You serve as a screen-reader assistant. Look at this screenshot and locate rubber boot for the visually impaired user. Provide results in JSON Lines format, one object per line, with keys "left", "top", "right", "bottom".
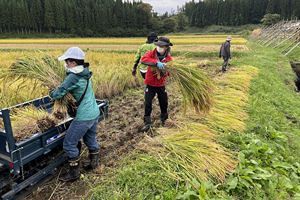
{"left": 59, "top": 157, "right": 80, "bottom": 182}
{"left": 83, "top": 150, "right": 100, "bottom": 171}
{"left": 222, "top": 66, "right": 226, "bottom": 72}
{"left": 140, "top": 116, "right": 151, "bottom": 132}
{"left": 160, "top": 113, "right": 168, "bottom": 127}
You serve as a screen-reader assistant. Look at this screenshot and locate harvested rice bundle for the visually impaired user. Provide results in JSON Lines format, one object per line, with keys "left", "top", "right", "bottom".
{"left": 2, "top": 55, "right": 75, "bottom": 119}
{"left": 156, "top": 123, "right": 237, "bottom": 187}
{"left": 168, "top": 63, "right": 214, "bottom": 113}
{"left": 10, "top": 106, "right": 56, "bottom": 141}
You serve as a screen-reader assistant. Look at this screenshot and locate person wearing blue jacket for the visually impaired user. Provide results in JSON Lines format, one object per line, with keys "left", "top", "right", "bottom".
{"left": 50, "top": 47, "right": 100, "bottom": 182}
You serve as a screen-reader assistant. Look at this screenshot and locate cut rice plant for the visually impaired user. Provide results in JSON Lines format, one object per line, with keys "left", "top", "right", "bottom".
{"left": 182, "top": 66, "right": 259, "bottom": 133}
{"left": 168, "top": 63, "right": 214, "bottom": 113}
{"left": 2, "top": 54, "right": 74, "bottom": 119}
{"left": 6, "top": 54, "right": 65, "bottom": 89}
{"left": 156, "top": 124, "right": 237, "bottom": 187}
{"left": 9, "top": 106, "right": 57, "bottom": 141}
{"left": 153, "top": 65, "right": 258, "bottom": 189}
{"left": 205, "top": 66, "right": 259, "bottom": 133}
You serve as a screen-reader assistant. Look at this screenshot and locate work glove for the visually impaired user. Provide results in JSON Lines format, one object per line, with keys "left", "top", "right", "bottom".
{"left": 157, "top": 62, "right": 165, "bottom": 70}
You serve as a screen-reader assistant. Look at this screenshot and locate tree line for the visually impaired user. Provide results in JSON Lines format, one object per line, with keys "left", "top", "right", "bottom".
{"left": 0, "top": 0, "right": 158, "bottom": 36}
{"left": 184, "top": 0, "right": 300, "bottom": 27}
{"left": 0, "top": 0, "right": 299, "bottom": 36}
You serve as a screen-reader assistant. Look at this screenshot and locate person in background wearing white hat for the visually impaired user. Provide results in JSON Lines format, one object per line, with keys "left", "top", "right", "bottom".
{"left": 50, "top": 47, "right": 100, "bottom": 182}
{"left": 219, "top": 36, "right": 232, "bottom": 72}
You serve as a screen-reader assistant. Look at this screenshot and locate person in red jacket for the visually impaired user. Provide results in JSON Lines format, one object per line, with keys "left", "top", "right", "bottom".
{"left": 140, "top": 36, "right": 173, "bottom": 132}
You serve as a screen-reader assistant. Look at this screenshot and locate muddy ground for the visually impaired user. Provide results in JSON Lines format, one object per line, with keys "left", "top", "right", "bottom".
{"left": 25, "top": 86, "right": 181, "bottom": 200}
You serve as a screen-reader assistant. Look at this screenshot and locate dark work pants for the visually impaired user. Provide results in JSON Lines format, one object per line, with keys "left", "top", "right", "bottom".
{"left": 222, "top": 56, "right": 230, "bottom": 71}
{"left": 144, "top": 85, "right": 168, "bottom": 123}
{"left": 64, "top": 117, "right": 99, "bottom": 159}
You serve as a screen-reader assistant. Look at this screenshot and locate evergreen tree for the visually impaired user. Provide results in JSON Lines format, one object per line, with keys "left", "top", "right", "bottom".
{"left": 53, "top": 0, "right": 65, "bottom": 32}
{"left": 30, "top": 0, "right": 43, "bottom": 32}
{"left": 0, "top": 0, "right": 298, "bottom": 36}
{"left": 44, "top": 0, "right": 55, "bottom": 33}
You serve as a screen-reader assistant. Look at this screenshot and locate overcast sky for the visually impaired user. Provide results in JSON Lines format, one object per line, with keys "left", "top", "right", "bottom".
{"left": 139, "top": 0, "right": 192, "bottom": 14}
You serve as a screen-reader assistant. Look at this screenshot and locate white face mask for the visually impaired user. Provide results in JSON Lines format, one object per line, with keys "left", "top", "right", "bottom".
{"left": 64, "top": 63, "right": 68, "bottom": 70}
{"left": 157, "top": 46, "right": 166, "bottom": 54}
{"left": 68, "top": 65, "right": 84, "bottom": 74}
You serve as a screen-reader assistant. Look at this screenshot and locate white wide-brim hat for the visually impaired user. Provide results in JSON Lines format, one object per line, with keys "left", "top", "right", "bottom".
{"left": 58, "top": 47, "right": 85, "bottom": 61}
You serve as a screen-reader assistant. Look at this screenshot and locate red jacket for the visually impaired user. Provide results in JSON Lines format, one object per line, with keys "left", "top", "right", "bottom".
{"left": 141, "top": 49, "right": 173, "bottom": 87}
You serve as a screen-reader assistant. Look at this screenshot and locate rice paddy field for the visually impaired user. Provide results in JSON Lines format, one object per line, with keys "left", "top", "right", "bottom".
{"left": 0, "top": 35, "right": 247, "bottom": 45}
{"left": 1, "top": 34, "right": 300, "bottom": 199}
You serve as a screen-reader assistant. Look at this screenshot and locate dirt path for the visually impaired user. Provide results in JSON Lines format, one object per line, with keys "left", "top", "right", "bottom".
{"left": 26, "top": 87, "right": 181, "bottom": 200}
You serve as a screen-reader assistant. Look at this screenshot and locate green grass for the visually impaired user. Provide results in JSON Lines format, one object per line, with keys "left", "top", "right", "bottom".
{"left": 212, "top": 43, "right": 300, "bottom": 199}
{"left": 160, "top": 43, "right": 300, "bottom": 199}
{"left": 287, "top": 47, "right": 300, "bottom": 61}
{"left": 90, "top": 154, "right": 181, "bottom": 200}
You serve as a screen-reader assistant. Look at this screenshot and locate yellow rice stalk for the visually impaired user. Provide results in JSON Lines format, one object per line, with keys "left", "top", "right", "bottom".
{"left": 0, "top": 79, "right": 47, "bottom": 108}
{"left": 0, "top": 36, "right": 247, "bottom": 45}
{"left": 167, "top": 62, "right": 214, "bottom": 113}
{"left": 2, "top": 54, "right": 75, "bottom": 119}
{"left": 89, "top": 52, "right": 142, "bottom": 98}
{"left": 156, "top": 124, "right": 237, "bottom": 186}
{"left": 52, "top": 100, "right": 69, "bottom": 120}
{"left": 184, "top": 66, "right": 258, "bottom": 133}
{"left": 206, "top": 66, "right": 259, "bottom": 133}
{"left": 0, "top": 51, "right": 140, "bottom": 112}
{"left": 155, "top": 65, "right": 258, "bottom": 187}
{"left": 10, "top": 106, "right": 57, "bottom": 141}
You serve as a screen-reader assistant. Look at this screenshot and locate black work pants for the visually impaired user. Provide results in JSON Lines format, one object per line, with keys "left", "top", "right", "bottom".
{"left": 144, "top": 85, "right": 168, "bottom": 123}
{"left": 222, "top": 56, "right": 230, "bottom": 71}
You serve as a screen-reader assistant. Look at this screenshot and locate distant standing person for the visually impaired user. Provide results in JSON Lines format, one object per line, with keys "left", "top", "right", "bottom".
{"left": 132, "top": 32, "right": 158, "bottom": 79}
{"left": 219, "top": 36, "right": 232, "bottom": 72}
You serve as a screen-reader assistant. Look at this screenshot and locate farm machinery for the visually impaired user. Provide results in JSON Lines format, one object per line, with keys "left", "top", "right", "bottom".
{"left": 0, "top": 96, "right": 108, "bottom": 200}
